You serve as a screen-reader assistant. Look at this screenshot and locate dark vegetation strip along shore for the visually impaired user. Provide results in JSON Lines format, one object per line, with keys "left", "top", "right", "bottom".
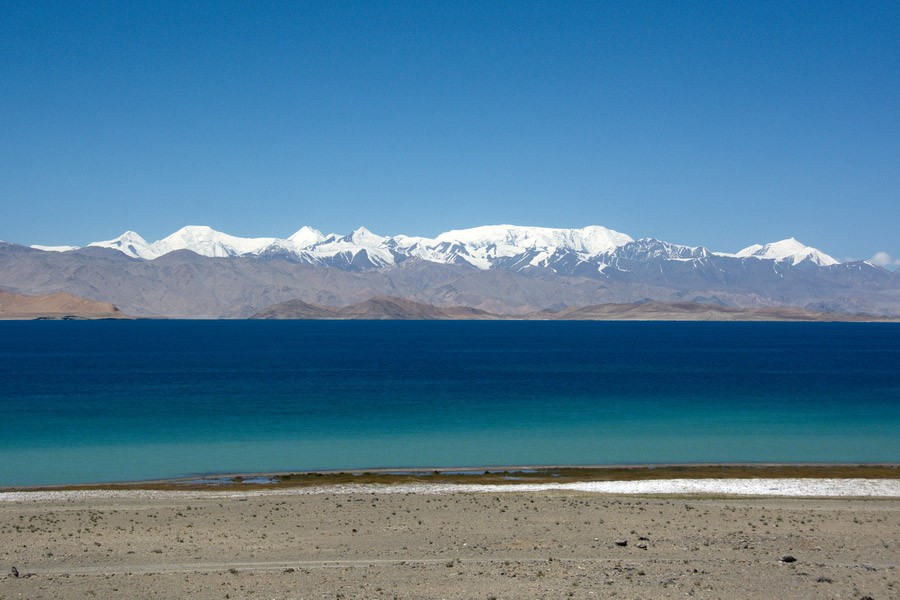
{"left": 5, "top": 464, "right": 898, "bottom": 493}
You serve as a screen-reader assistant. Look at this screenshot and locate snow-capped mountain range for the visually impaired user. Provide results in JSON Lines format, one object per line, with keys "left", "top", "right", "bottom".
{"left": 30, "top": 224, "right": 842, "bottom": 275}
{"left": 6, "top": 223, "right": 898, "bottom": 319}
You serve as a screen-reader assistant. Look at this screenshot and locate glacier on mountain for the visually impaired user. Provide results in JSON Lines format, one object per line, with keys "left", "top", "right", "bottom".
{"left": 12, "top": 223, "right": 900, "bottom": 319}
{"left": 37, "top": 223, "right": 845, "bottom": 277}
{"left": 733, "top": 237, "right": 839, "bottom": 267}
{"left": 30, "top": 245, "right": 81, "bottom": 252}
{"left": 82, "top": 224, "right": 638, "bottom": 271}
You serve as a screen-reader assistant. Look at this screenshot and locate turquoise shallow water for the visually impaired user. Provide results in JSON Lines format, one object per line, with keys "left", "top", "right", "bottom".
{"left": 0, "top": 320, "right": 898, "bottom": 486}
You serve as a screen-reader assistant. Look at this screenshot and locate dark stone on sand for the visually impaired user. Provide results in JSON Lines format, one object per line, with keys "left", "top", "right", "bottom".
{"left": 10, "top": 566, "right": 18, "bottom": 578}
{"left": 779, "top": 555, "right": 797, "bottom": 563}
{"left": 614, "top": 539, "right": 628, "bottom": 547}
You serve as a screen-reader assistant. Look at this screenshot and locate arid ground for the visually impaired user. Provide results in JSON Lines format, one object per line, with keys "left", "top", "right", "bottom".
{"left": 1, "top": 484, "right": 896, "bottom": 599}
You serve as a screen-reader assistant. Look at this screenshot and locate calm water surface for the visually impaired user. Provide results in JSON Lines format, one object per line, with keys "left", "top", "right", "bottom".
{"left": 1, "top": 320, "right": 897, "bottom": 485}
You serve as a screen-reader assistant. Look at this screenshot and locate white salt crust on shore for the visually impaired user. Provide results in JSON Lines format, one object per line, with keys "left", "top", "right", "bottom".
{"left": 1, "top": 478, "right": 898, "bottom": 502}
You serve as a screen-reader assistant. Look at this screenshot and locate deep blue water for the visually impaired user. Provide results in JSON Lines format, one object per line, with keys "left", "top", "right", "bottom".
{"left": 1, "top": 320, "right": 898, "bottom": 486}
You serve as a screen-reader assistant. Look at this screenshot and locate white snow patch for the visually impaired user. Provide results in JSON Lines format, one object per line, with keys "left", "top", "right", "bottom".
{"left": 153, "top": 226, "right": 278, "bottom": 258}
{"left": 736, "top": 238, "right": 839, "bottom": 266}
{"left": 30, "top": 245, "right": 80, "bottom": 252}
{"left": 287, "top": 226, "right": 325, "bottom": 248}
{"left": 82, "top": 223, "right": 637, "bottom": 271}
{"left": 436, "top": 224, "right": 632, "bottom": 256}
{"left": 88, "top": 231, "right": 156, "bottom": 259}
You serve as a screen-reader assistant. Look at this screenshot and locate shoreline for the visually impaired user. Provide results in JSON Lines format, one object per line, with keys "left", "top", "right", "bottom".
{"left": 4, "top": 463, "right": 899, "bottom": 496}
{"left": 3, "top": 478, "right": 899, "bottom": 502}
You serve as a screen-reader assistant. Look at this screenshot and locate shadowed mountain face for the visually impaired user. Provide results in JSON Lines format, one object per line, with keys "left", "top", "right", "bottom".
{"left": 1, "top": 241, "right": 897, "bottom": 318}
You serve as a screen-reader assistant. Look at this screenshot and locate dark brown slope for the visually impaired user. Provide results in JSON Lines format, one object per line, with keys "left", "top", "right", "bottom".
{"left": 0, "top": 290, "right": 126, "bottom": 319}
{"left": 250, "top": 299, "right": 340, "bottom": 319}
{"left": 253, "top": 296, "right": 498, "bottom": 320}
{"left": 252, "top": 297, "right": 899, "bottom": 322}
{"left": 552, "top": 300, "right": 897, "bottom": 321}
{"left": 338, "top": 297, "right": 497, "bottom": 320}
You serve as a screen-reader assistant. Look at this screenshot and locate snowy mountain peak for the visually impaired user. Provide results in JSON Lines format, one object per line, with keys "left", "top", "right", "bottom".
{"left": 736, "top": 238, "right": 838, "bottom": 266}
{"left": 155, "top": 226, "right": 278, "bottom": 258}
{"left": 348, "top": 226, "right": 385, "bottom": 245}
{"left": 156, "top": 226, "right": 217, "bottom": 248}
{"left": 67, "top": 223, "right": 846, "bottom": 276}
{"left": 288, "top": 226, "right": 324, "bottom": 247}
{"left": 89, "top": 231, "right": 155, "bottom": 259}
{"left": 435, "top": 224, "right": 632, "bottom": 255}
{"left": 116, "top": 230, "right": 149, "bottom": 244}
{"left": 176, "top": 225, "right": 215, "bottom": 234}
{"left": 614, "top": 238, "right": 711, "bottom": 261}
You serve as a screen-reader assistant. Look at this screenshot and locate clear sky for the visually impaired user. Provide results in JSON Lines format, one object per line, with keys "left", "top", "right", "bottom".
{"left": 2, "top": 1, "right": 898, "bottom": 262}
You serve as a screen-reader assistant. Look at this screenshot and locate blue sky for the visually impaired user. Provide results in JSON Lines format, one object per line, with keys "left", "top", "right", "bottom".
{"left": 2, "top": 1, "right": 898, "bottom": 261}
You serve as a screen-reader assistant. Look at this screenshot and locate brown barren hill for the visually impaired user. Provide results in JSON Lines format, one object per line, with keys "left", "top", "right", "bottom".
{"left": 0, "top": 290, "right": 126, "bottom": 320}
{"left": 553, "top": 300, "right": 897, "bottom": 321}
{"left": 249, "top": 299, "right": 340, "bottom": 319}
{"left": 252, "top": 296, "right": 499, "bottom": 320}
{"left": 252, "top": 297, "right": 898, "bottom": 322}
{"left": 339, "top": 297, "right": 497, "bottom": 320}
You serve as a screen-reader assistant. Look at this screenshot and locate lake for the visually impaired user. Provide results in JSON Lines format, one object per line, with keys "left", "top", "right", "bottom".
{"left": 1, "top": 320, "right": 897, "bottom": 485}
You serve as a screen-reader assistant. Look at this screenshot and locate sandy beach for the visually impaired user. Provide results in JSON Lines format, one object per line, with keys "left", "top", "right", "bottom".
{"left": 1, "top": 476, "right": 897, "bottom": 599}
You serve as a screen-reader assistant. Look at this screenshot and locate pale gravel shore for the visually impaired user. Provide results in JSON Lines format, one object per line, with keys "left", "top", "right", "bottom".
{"left": 2, "top": 477, "right": 899, "bottom": 502}
{"left": 1, "top": 485, "right": 897, "bottom": 599}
